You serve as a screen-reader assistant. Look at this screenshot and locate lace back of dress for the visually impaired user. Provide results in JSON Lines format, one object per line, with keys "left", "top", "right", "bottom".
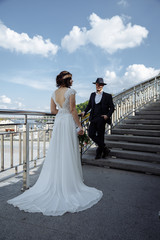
{"left": 52, "top": 88, "right": 76, "bottom": 113}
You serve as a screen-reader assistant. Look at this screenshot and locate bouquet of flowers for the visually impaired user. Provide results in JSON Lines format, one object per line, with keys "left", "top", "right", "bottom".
{"left": 78, "top": 131, "right": 91, "bottom": 147}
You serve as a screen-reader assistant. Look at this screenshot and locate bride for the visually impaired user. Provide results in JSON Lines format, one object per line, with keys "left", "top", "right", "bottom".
{"left": 7, "top": 71, "right": 103, "bottom": 216}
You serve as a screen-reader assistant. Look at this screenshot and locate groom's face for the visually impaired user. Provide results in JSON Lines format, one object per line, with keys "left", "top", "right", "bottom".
{"left": 96, "top": 83, "right": 103, "bottom": 92}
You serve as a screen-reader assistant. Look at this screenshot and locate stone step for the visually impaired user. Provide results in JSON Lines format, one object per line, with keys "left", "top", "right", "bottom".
{"left": 115, "top": 124, "right": 160, "bottom": 130}
{"left": 128, "top": 115, "right": 160, "bottom": 120}
{"left": 136, "top": 110, "right": 160, "bottom": 115}
{"left": 111, "top": 128, "right": 160, "bottom": 137}
{"left": 145, "top": 102, "right": 160, "bottom": 107}
{"left": 109, "top": 149, "right": 160, "bottom": 163}
{"left": 105, "top": 134, "right": 160, "bottom": 145}
{"left": 142, "top": 107, "right": 160, "bottom": 111}
{"left": 145, "top": 101, "right": 160, "bottom": 105}
{"left": 84, "top": 147, "right": 160, "bottom": 163}
{"left": 137, "top": 107, "right": 160, "bottom": 110}
{"left": 83, "top": 100, "right": 160, "bottom": 175}
{"left": 106, "top": 140, "right": 160, "bottom": 153}
{"left": 123, "top": 119, "right": 160, "bottom": 125}
{"left": 82, "top": 157, "right": 160, "bottom": 176}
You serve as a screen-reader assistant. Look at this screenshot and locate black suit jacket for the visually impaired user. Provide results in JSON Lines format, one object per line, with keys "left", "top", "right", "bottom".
{"left": 84, "top": 92, "right": 114, "bottom": 125}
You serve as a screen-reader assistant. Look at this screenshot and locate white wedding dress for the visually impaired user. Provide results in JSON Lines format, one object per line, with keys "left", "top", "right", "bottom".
{"left": 7, "top": 88, "right": 103, "bottom": 216}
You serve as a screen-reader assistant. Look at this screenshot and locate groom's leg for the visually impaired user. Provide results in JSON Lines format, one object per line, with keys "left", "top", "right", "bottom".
{"left": 96, "top": 117, "right": 106, "bottom": 150}
{"left": 88, "top": 121, "right": 97, "bottom": 144}
{"left": 88, "top": 120, "right": 102, "bottom": 159}
{"left": 89, "top": 118, "right": 105, "bottom": 148}
{"left": 96, "top": 118, "right": 110, "bottom": 158}
{"left": 89, "top": 118, "right": 106, "bottom": 158}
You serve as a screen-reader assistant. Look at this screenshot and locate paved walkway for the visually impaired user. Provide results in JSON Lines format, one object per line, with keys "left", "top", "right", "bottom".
{"left": 0, "top": 164, "right": 160, "bottom": 240}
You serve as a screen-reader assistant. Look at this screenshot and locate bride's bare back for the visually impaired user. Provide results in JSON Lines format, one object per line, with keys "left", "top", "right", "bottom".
{"left": 55, "top": 87, "right": 68, "bottom": 108}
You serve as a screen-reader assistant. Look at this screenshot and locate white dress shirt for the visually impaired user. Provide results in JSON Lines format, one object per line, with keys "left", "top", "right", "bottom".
{"left": 95, "top": 91, "right": 103, "bottom": 104}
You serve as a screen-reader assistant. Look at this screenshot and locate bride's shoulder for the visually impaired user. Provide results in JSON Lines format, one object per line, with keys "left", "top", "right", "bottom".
{"left": 69, "top": 88, "right": 77, "bottom": 94}
{"left": 66, "top": 88, "right": 77, "bottom": 97}
{"left": 51, "top": 90, "right": 56, "bottom": 100}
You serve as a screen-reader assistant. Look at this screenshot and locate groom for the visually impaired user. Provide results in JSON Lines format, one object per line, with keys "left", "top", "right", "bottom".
{"left": 82, "top": 78, "right": 114, "bottom": 159}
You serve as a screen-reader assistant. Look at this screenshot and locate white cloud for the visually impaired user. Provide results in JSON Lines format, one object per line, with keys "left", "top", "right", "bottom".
{"left": 61, "top": 13, "right": 148, "bottom": 54}
{"left": 121, "top": 14, "right": 132, "bottom": 23}
{"left": 0, "top": 94, "right": 25, "bottom": 110}
{"left": 104, "top": 70, "right": 122, "bottom": 93}
{"left": 0, "top": 21, "right": 59, "bottom": 57}
{"left": 15, "top": 101, "right": 23, "bottom": 108}
{"left": 0, "top": 95, "right": 11, "bottom": 104}
{"left": 124, "top": 64, "right": 160, "bottom": 83}
{"left": 61, "top": 26, "right": 87, "bottom": 53}
{"left": 104, "top": 64, "right": 160, "bottom": 94}
{"left": 117, "top": 0, "right": 128, "bottom": 7}
{"left": 9, "top": 76, "right": 55, "bottom": 91}
{"left": 105, "top": 70, "right": 117, "bottom": 82}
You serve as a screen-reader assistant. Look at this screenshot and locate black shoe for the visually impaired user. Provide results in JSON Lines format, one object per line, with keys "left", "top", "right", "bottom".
{"left": 95, "top": 147, "right": 102, "bottom": 160}
{"left": 102, "top": 146, "right": 110, "bottom": 158}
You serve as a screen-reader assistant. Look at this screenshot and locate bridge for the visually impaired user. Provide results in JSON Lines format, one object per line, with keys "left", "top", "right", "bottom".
{"left": 0, "top": 74, "right": 160, "bottom": 240}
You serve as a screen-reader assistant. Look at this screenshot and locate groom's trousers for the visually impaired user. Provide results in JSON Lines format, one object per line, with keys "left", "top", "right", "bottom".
{"left": 88, "top": 116, "right": 106, "bottom": 151}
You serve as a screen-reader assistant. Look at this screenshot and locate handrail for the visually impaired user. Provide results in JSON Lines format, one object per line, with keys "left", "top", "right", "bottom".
{"left": 113, "top": 74, "right": 160, "bottom": 99}
{"left": 0, "top": 109, "right": 54, "bottom": 116}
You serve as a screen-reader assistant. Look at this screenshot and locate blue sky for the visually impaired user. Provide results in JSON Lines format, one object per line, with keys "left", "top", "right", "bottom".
{"left": 0, "top": 0, "right": 160, "bottom": 112}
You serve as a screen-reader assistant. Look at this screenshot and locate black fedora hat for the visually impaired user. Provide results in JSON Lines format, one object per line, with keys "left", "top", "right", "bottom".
{"left": 93, "top": 78, "right": 107, "bottom": 85}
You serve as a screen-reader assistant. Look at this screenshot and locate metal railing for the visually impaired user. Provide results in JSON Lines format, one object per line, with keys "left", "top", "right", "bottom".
{"left": 111, "top": 74, "right": 160, "bottom": 126}
{"left": 0, "top": 111, "right": 55, "bottom": 190}
{"left": 0, "top": 74, "right": 160, "bottom": 190}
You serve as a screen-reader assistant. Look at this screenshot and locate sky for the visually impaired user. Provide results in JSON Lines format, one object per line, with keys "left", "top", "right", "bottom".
{"left": 0, "top": 0, "right": 160, "bottom": 112}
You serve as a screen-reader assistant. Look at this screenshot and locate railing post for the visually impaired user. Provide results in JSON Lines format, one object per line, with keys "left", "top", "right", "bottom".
{"left": 148, "top": 85, "right": 150, "bottom": 102}
{"left": 121, "top": 100, "right": 123, "bottom": 118}
{"left": 133, "top": 87, "right": 136, "bottom": 116}
{"left": 114, "top": 103, "right": 117, "bottom": 125}
{"left": 31, "top": 131, "right": 33, "bottom": 161}
{"left": 108, "top": 124, "right": 111, "bottom": 135}
{"left": 152, "top": 84, "right": 154, "bottom": 99}
{"left": 1, "top": 135, "right": 4, "bottom": 171}
{"left": 10, "top": 134, "right": 13, "bottom": 168}
{"left": 117, "top": 102, "right": 120, "bottom": 122}
{"left": 37, "top": 130, "right": 40, "bottom": 159}
{"left": 43, "top": 130, "right": 46, "bottom": 157}
{"left": 154, "top": 77, "right": 157, "bottom": 102}
{"left": 112, "top": 109, "right": 116, "bottom": 126}
{"left": 19, "top": 132, "right": 22, "bottom": 165}
{"left": 158, "top": 78, "right": 160, "bottom": 100}
{"left": 23, "top": 115, "right": 30, "bottom": 190}
{"left": 49, "top": 129, "right": 52, "bottom": 141}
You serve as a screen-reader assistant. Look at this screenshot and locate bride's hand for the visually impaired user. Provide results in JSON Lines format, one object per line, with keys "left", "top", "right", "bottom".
{"left": 77, "top": 127, "right": 84, "bottom": 135}
{"left": 78, "top": 129, "right": 84, "bottom": 135}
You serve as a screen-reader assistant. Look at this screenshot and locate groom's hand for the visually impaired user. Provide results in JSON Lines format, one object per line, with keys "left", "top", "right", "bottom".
{"left": 101, "top": 115, "right": 108, "bottom": 120}
{"left": 81, "top": 111, "right": 85, "bottom": 117}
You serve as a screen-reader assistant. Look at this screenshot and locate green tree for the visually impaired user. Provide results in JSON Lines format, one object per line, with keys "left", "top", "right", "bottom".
{"left": 76, "top": 100, "right": 89, "bottom": 113}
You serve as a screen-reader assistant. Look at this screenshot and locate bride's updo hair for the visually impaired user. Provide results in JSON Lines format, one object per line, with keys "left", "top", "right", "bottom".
{"left": 56, "top": 71, "right": 72, "bottom": 88}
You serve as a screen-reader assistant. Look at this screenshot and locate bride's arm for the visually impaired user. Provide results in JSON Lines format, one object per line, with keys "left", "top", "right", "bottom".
{"left": 50, "top": 98, "right": 58, "bottom": 114}
{"left": 69, "top": 94, "right": 83, "bottom": 134}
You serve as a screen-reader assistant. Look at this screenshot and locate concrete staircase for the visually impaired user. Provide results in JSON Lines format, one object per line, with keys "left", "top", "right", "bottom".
{"left": 82, "top": 100, "right": 160, "bottom": 176}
